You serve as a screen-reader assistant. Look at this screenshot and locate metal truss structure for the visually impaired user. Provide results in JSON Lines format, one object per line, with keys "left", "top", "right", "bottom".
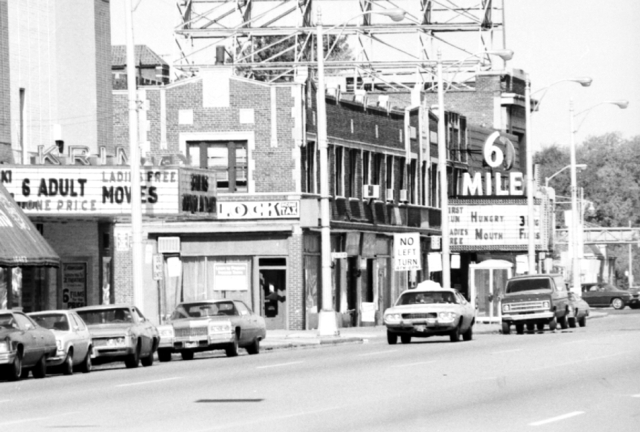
{"left": 174, "top": 0, "right": 507, "bottom": 89}
{"left": 555, "top": 228, "right": 640, "bottom": 246}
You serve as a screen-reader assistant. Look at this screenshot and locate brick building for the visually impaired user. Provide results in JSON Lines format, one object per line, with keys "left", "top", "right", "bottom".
{"left": 0, "top": 0, "right": 10, "bottom": 162}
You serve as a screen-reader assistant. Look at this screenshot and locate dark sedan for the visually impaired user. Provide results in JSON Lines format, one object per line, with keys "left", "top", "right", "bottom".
{"left": 581, "top": 283, "right": 633, "bottom": 310}
{"left": 0, "top": 310, "right": 56, "bottom": 381}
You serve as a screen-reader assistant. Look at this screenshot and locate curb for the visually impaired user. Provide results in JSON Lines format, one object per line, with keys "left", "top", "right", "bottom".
{"left": 261, "top": 337, "right": 367, "bottom": 352}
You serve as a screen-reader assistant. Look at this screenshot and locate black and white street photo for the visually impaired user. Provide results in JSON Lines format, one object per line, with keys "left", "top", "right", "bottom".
{"left": 1, "top": 1, "right": 639, "bottom": 431}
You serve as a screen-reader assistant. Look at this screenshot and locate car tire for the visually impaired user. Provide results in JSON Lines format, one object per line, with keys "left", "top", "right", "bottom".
{"left": 141, "top": 350, "right": 154, "bottom": 367}
{"left": 79, "top": 348, "right": 92, "bottom": 373}
{"left": 246, "top": 338, "right": 260, "bottom": 355}
{"left": 526, "top": 323, "right": 535, "bottom": 332}
{"left": 125, "top": 342, "right": 141, "bottom": 369}
{"left": 559, "top": 314, "right": 568, "bottom": 330}
{"left": 578, "top": 315, "right": 587, "bottom": 327}
{"left": 6, "top": 350, "right": 23, "bottom": 382}
{"left": 611, "top": 298, "right": 624, "bottom": 310}
{"left": 158, "top": 349, "right": 172, "bottom": 362}
{"left": 450, "top": 325, "right": 461, "bottom": 342}
{"left": 387, "top": 331, "right": 398, "bottom": 345}
{"left": 501, "top": 322, "right": 510, "bottom": 335}
{"left": 32, "top": 355, "right": 47, "bottom": 379}
{"left": 515, "top": 323, "right": 524, "bottom": 335}
{"left": 62, "top": 350, "right": 74, "bottom": 376}
{"left": 400, "top": 335, "right": 412, "bottom": 344}
{"left": 180, "top": 350, "right": 194, "bottom": 361}
{"left": 462, "top": 325, "right": 473, "bottom": 341}
{"left": 568, "top": 316, "right": 577, "bottom": 328}
{"left": 548, "top": 317, "right": 558, "bottom": 331}
{"left": 225, "top": 334, "right": 239, "bottom": 357}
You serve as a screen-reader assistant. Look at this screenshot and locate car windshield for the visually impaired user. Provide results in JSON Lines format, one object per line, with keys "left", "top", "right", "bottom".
{"left": 77, "top": 308, "right": 133, "bottom": 325}
{"left": 0, "top": 313, "right": 17, "bottom": 329}
{"left": 31, "top": 313, "right": 69, "bottom": 331}
{"left": 170, "top": 302, "right": 236, "bottom": 319}
{"left": 397, "top": 291, "right": 457, "bottom": 305}
{"left": 506, "top": 278, "right": 552, "bottom": 293}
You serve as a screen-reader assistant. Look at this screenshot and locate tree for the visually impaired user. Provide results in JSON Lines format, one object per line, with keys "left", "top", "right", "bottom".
{"left": 234, "top": 34, "right": 352, "bottom": 82}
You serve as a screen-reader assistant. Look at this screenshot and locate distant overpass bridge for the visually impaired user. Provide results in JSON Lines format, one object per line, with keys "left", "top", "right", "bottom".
{"left": 555, "top": 227, "right": 640, "bottom": 245}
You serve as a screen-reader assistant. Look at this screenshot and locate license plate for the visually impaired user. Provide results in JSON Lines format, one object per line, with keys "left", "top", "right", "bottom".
{"left": 426, "top": 318, "right": 436, "bottom": 324}
{"left": 185, "top": 341, "right": 198, "bottom": 348}
{"left": 415, "top": 325, "right": 426, "bottom": 332}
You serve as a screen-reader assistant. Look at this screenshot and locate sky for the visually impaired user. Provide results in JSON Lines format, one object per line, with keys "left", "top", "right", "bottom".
{"left": 110, "top": 0, "right": 640, "bottom": 153}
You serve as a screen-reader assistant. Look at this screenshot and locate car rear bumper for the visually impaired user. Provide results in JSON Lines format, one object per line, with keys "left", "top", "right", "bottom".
{"left": 502, "top": 311, "right": 554, "bottom": 322}
{"left": 92, "top": 346, "right": 134, "bottom": 359}
{"left": 386, "top": 321, "right": 457, "bottom": 335}
{"left": 163, "top": 334, "right": 235, "bottom": 351}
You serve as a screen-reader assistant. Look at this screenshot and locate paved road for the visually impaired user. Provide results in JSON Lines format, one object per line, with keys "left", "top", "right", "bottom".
{"left": 1, "top": 310, "right": 639, "bottom": 432}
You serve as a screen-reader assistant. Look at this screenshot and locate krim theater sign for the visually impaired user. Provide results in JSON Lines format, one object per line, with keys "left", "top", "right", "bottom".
{"left": 448, "top": 132, "right": 549, "bottom": 251}
{"left": 0, "top": 156, "right": 217, "bottom": 217}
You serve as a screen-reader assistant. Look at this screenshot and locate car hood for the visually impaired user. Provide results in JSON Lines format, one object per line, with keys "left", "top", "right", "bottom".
{"left": 170, "top": 317, "right": 231, "bottom": 329}
{"left": 385, "top": 304, "right": 460, "bottom": 314}
{"left": 87, "top": 323, "right": 134, "bottom": 338}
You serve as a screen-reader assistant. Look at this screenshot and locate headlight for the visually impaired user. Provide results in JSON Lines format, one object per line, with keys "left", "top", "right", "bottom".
{"left": 56, "top": 339, "right": 63, "bottom": 351}
{"left": 502, "top": 303, "right": 511, "bottom": 313}
{"left": 438, "top": 312, "right": 456, "bottom": 321}
{"left": 384, "top": 313, "right": 402, "bottom": 323}
{"left": 106, "top": 337, "right": 127, "bottom": 347}
{"left": 0, "top": 341, "right": 9, "bottom": 353}
{"left": 159, "top": 327, "right": 174, "bottom": 338}
{"left": 542, "top": 301, "right": 550, "bottom": 309}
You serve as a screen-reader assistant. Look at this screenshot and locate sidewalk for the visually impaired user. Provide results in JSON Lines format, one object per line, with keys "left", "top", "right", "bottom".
{"left": 260, "top": 311, "right": 607, "bottom": 352}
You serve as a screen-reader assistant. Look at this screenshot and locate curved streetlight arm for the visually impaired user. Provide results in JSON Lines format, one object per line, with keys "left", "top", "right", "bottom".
{"left": 573, "top": 100, "right": 629, "bottom": 133}
{"left": 531, "top": 77, "right": 592, "bottom": 112}
{"left": 545, "top": 164, "right": 587, "bottom": 187}
{"left": 443, "top": 49, "right": 513, "bottom": 91}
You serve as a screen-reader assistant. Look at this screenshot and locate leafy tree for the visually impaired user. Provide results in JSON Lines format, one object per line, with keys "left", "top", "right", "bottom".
{"left": 535, "top": 133, "right": 640, "bottom": 285}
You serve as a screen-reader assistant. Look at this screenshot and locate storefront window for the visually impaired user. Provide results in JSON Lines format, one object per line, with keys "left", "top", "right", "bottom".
{"left": 187, "top": 141, "right": 248, "bottom": 193}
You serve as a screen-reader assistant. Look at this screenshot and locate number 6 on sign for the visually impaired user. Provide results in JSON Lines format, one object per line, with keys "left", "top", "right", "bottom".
{"left": 483, "top": 131, "right": 516, "bottom": 170}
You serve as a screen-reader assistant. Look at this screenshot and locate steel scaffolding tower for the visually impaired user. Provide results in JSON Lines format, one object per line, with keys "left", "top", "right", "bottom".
{"left": 173, "top": 0, "right": 507, "bottom": 88}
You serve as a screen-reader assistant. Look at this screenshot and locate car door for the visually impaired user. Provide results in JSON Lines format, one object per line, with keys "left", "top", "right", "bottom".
{"left": 12, "top": 313, "right": 42, "bottom": 366}
{"left": 70, "top": 312, "right": 91, "bottom": 363}
{"left": 234, "top": 301, "right": 255, "bottom": 341}
{"left": 133, "top": 308, "right": 153, "bottom": 356}
{"left": 581, "top": 285, "right": 599, "bottom": 307}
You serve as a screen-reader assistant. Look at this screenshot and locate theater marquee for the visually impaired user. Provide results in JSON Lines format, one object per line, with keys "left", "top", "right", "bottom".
{"left": 0, "top": 166, "right": 217, "bottom": 216}
{"left": 448, "top": 199, "right": 546, "bottom": 251}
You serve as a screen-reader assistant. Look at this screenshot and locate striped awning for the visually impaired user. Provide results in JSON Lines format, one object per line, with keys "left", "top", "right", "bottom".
{"left": 0, "top": 183, "right": 60, "bottom": 267}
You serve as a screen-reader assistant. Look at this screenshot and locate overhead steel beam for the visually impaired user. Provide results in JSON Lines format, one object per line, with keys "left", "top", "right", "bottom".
{"left": 555, "top": 228, "right": 640, "bottom": 245}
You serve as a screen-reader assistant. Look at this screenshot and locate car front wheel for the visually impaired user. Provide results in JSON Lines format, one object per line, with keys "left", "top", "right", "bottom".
{"left": 6, "top": 350, "right": 23, "bottom": 381}
{"left": 180, "top": 350, "right": 194, "bottom": 361}
{"left": 578, "top": 315, "right": 587, "bottom": 327}
{"left": 79, "top": 348, "right": 92, "bottom": 373}
{"left": 225, "top": 334, "right": 239, "bottom": 357}
{"left": 400, "top": 335, "right": 411, "bottom": 344}
{"left": 450, "top": 325, "right": 461, "bottom": 342}
{"left": 32, "top": 355, "right": 47, "bottom": 379}
{"left": 548, "top": 317, "right": 558, "bottom": 331}
{"left": 246, "top": 338, "right": 260, "bottom": 355}
{"left": 62, "top": 350, "right": 74, "bottom": 376}
{"left": 158, "top": 349, "right": 172, "bottom": 362}
{"left": 387, "top": 331, "right": 398, "bottom": 345}
{"left": 611, "top": 298, "right": 625, "bottom": 310}
{"left": 501, "top": 322, "right": 510, "bottom": 335}
{"left": 462, "top": 324, "right": 473, "bottom": 341}
{"left": 125, "top": 343, "right": 141, "bottom": 368}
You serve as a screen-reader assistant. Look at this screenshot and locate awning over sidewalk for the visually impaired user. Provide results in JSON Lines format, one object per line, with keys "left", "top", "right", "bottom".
{"left": 0, "top": 183, "right": 60, "bottom": 267}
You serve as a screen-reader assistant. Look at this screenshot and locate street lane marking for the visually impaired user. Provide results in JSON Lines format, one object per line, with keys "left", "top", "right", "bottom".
{"left": 0, "top": 400, "right": 10, "bottom": 403}
{"left": 115, "top": 377, "right": 181, "bottom": 388}
{"left": 391, "top": 360, "right": 436, "bottom": 368}
{"left": 256, "top": 361, "right": 303, "bottom": 369}
{"left": 633, "top": 394, "right": 640, "bottom": 398}
{"left": 0, "top": 412, "right": 79, "bottom": 427}
{"left": 494, "top": 349, "right": 522, "bottom": 354}
{"left": 529, "top": 411, "right": 584, "bottom": 426}
{"left": 358, "top": 350, "right": 398, "bottom": 357}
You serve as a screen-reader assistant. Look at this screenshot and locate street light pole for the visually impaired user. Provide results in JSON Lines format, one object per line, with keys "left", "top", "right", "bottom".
{"left": 315, "top": 8, "right": 337, "bottom": 336}
{"left": 524, "top": 74, "right": 535, "bottom": 274}
{"left": 437, "top": 49, "right": 450, "bottom": 288}
{"left": 125, "top": 0, "right": 144, "bottom": 311}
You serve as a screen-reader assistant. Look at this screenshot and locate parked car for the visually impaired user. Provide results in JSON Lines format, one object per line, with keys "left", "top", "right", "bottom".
{"left": 0, "top": 310, "right": 56, "bottom": 381}
{"left": 74, "top": 304, "right": 159, "bottom": 369}
{"left": 566, "top": 292, "right": 590, "bottom": 328}
{"left": 501, "top": 274, "right": 572, "bottom": 334}
{"left": 28, "top": 310, "right": 92, "bottom": 375}
{"left": 157, "top": 299, "right": 266, "bottom": 361}
{"left": 383, "top": 287, "right": 475, "bottom": 344}
{"left": 581, "top": 283, "right": 633, "bottom": 310}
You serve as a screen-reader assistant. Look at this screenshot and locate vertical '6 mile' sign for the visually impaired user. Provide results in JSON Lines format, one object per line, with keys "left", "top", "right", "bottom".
{"left": 393, "top": 233, "right": 422, "bottom": 271}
